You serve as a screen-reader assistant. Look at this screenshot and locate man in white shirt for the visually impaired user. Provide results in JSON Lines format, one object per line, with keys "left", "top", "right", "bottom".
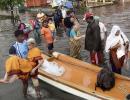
{"left": 94, "top": 16, "right": 107, "bottom": 50}
{"left": 61, "top": 6, "right": 67, "bottom": 19}
{"left": 94, "top": 16, "right": 107, "bottom": 67}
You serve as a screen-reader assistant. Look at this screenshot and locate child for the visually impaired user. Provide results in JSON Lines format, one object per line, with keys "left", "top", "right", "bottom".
{"left": 41, "top": 20, "right": 54, "bottom": 55}
{"left": 27, "top": 38, "right": 44, "bottom": 98}
{"left": 0, "top": 46, "right": 32, "bottom": 97}
{"left": 18, "top": 20, "right": 30, "bottom": 40}
{"left": 48, "top": 18, "right": 57, "bottom": 41}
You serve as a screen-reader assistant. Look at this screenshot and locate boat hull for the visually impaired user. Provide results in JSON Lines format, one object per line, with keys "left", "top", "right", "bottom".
{"left": 38, "top": 52, "right": 130, "bottom": 100}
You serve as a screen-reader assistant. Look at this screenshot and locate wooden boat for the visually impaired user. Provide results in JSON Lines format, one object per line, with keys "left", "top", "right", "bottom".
{"left": 38, "top": 52, "right": 130, "bottom": 100}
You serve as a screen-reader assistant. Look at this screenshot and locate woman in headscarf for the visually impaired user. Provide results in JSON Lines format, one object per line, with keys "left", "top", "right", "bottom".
{"left": 105, "top": 25, "right": 129, "bottom": 74}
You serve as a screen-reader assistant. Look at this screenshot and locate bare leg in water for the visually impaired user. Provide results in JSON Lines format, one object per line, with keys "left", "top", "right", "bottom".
{"left": 32, "top": 77, "right": 41, "bottom": 99}
{"left": 22, "top": 79, "right": 28, "bottom": 98}
{"left": 0, "top": 72, "right": 18, "bottom": 83}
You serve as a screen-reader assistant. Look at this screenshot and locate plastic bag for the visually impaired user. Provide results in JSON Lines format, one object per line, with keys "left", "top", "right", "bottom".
{"left": 42, "top": 59, "right": 65, "bottom": 76}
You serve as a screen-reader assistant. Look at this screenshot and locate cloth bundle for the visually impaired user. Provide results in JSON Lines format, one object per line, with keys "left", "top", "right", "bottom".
{"left": 41, "top": 59, "right": 65, "bottom": 76}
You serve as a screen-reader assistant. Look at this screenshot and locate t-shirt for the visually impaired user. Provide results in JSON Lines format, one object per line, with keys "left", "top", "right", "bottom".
{"left": 99, "top": 22, "right": 107, "bottom": 40}
{"left": 41, "top": 27, "right": 53, "bottom": 44}
{"left": 64, "top": 17, "right": 73, "bottom": 28}
{"left": 13, "top": 40, "right": 28, "bottom": 58}
{"left": 48, "top": 23, "right": 56, "bottom": 32}
{"left": 61, "top": 9, "right": 66, "bottom": 18}
{"left": 70, "top": 29, "right": 76, "bottom": 38}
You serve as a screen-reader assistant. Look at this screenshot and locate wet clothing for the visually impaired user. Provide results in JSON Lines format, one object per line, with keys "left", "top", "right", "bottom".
{"left": 13, "top": 40, "right": 28, "bottom": 59}
{"left": 5, "top": 55, "right": 32, "bottom": 80}
{"left": 27, "top": 47, "right": 43, "bottom": 77}
{"left": 85, "top": 20, "right": 101, "bottom": 52}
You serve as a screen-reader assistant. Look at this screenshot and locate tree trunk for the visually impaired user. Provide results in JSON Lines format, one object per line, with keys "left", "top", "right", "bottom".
{"left": 10, "top": 6, "right": 15, "bottom": 25}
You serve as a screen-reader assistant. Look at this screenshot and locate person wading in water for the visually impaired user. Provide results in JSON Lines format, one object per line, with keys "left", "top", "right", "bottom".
{"left": 84, "top": 12, "right": 102, "bottom": 65}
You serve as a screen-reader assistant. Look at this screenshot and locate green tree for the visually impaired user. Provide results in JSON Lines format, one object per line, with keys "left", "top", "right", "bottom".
{"left": 0, "top": 0, "right": 24, "bottom": 20}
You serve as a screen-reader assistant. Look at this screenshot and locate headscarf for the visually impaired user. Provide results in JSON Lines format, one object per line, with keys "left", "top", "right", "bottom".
{"left": 27, "top": 38, "right": 36, "bottom": 45}
{"left": 105, "top": 25, "right": 129, "bottom": 53}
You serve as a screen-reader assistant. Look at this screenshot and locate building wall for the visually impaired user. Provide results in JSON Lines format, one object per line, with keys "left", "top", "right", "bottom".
{"left": 87, "top": 0, "right": 112, "bottom": 2}
{"left": 25, "top": 0, "right": 47, "bottom": 7}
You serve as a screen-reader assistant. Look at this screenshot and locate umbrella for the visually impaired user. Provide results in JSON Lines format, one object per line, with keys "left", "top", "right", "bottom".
{"left": 65, "top": 1, "right": 73, "bottom": 9}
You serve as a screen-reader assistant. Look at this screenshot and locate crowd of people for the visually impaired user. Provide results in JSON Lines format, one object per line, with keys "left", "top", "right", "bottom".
{"left": 0, "top": 5, "right": 130, "bottom": 99}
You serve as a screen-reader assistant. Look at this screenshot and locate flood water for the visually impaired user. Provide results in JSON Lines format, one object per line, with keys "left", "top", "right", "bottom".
{"left": 0, "top": 2, "right": 130, "bottom": 100}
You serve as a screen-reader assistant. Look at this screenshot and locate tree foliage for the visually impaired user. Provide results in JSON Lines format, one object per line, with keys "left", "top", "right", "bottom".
{"left": 0, "top": 0, "right": 24, "bottom": 24}
{"left": 0, "top": 0, "right": 24, "bottom": 10}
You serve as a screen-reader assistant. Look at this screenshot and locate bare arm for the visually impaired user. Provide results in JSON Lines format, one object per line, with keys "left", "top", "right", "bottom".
{"left": 31, "top": 60, "right": 44, "bottom": 75}
{"left": 73, "top": 35, "right": 85, "bottom": 40}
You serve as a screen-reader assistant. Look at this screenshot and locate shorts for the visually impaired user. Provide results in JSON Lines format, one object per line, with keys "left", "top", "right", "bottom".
{"left": 48, "top": 43, "right": 54, "bottom": 50}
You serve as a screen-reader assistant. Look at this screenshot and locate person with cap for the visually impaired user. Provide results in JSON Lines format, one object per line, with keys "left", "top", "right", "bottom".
{"left": 83, "top": 12, "right": 102, "bottom": 65}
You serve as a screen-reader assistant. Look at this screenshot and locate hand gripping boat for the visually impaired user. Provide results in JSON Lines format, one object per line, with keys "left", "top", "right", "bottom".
{"left": 38, "top": 52, "right": 130, "bottom": 100}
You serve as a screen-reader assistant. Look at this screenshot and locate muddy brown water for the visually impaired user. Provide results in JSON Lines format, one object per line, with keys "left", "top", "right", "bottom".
{"left": 0, "top": 2, "right": 130, "bottom": 100}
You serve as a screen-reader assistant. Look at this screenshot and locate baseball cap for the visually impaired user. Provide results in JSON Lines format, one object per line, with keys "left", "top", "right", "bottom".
{"left": 83, "top": 12, "right": 93, "bottom": 20}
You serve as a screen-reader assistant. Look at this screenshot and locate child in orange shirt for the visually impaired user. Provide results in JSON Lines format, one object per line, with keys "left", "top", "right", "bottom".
{"left": 41, "top": 20, "right": 54, "bottom": 55}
